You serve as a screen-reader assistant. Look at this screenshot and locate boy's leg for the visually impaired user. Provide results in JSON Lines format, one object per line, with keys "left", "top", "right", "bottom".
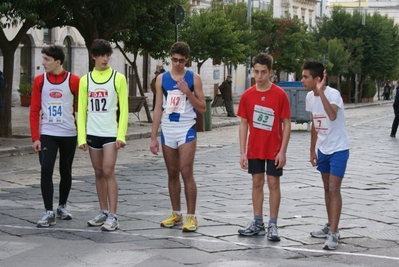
{"left": 58, "top": 136, "right": 77, "bottom": 205}
{"left": 88, "top": 149, "right": 109, "bottom": 212}
{"left": 267, "top": 175, "right": 281, "bottom": 219}
{"left": 178, "top": 139, "right": 197, "bottom": 214}
{"left": 101, "top": 144, "right": 118, "bottom": 214}
{"left": 162, "top": 144, "right": 181, "bottom": 212}
{"left": 252, "top": 173, "right": 265, "bottom": 216}
{"left": 321, "top": 173, "right": 332, "bottom": 224}
{"left": 327, "top": 174, "right": 342, "bottom": 233}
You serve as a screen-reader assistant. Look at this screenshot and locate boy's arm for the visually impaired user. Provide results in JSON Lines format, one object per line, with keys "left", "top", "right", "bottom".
{"left": 77, "top": 76, "right": 88, "bottom": 147}
{"left": 239, "top": 118, "right": 249, "bottom": 169}
{"left": 116, "top": 74, "right": 129, "bottom": 143}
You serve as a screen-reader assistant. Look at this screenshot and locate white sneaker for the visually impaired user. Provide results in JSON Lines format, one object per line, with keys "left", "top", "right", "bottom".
{"left": 323, "top": 232, "right": 339, "bottom": 250}
{"left": 87, "top": 210, "right": 109, "bottom": 226}
{"left": 37, "top": 210, "right": 56, "bottom": 227}
{"left": 101, "top": 213, "right": 119, "bottom": 231}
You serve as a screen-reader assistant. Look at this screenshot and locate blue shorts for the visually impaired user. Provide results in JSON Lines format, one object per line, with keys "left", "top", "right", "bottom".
{"left": 317, "top": 149, "right": 349, "bottom": 178}
{"left": 161, "top": 124, "right": 196, "bottom": 149}
{"left": 86, "top": 135, "right": 116, "bottom": 150}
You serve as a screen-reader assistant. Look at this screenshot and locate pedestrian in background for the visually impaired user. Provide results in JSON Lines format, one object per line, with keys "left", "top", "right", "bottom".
{"left": 302, "top": 60, "right": 349, "bottom": 250}
{"left": 390, "top": 80, "right": 399, "bottom": 137}
{"left": 29, "top": 45, "right": 80, "bottom": 227}
{"left": 77, "top": 39, "right": 128, "bottom": 231}
{"left": 150, "top": 42, "right": 205, "bottom": 232}
{"left": 383, "top": 82, "right": 391, "bottom": 100}
{"left": 150, "top": 70, "right": 160, "bottom": 111}
{"left": 237, "top": 53, "right": 291, "bottom": 241}
{"left": 218, "top": 75, "right": 236, "bottom": 117}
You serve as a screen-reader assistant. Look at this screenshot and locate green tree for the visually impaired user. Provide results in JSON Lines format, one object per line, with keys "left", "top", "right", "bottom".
{"left": 111, "top": 0, "right": 185, "bottom": 122}
{"left": 327, "top": 38, "right": 351, "bottom": 91}
{"left": 179, "top": 3, "right": 248, "bottom": 74}
{"left": 0, "top": 0, "right": 61, "bottom": 137}
{"left": 46, "top": 0, "right": 181, "bottom": 70}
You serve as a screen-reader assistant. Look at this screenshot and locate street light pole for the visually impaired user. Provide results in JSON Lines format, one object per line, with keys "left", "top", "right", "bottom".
{"left": 245, "top": 0, "right": 252, "bottom": 90}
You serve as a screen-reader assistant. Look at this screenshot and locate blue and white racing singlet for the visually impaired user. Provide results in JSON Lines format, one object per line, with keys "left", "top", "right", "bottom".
{"left": 161, "top": 70, "right": 196, "bottom": 127}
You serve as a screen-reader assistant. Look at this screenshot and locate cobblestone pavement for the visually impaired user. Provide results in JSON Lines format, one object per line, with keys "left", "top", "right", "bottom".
{"left": 0, "top": 101, "right": 399, "bottom": 266}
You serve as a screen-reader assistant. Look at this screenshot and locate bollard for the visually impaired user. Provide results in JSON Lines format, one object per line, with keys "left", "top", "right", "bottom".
{"left": 205, "top": 96, "right": 213, "bottom": 131}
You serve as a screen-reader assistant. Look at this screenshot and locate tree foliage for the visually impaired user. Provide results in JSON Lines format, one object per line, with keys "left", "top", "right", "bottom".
{"left": 0, "top": 0, "right": 61, "bottom": 137}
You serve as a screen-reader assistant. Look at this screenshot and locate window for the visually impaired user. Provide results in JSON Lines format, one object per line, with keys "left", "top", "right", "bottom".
{"left": 63, "top": 37, "right": 72, "bottom": 72}
{"left": 43, "top": 28, "right": 52, "bottom": 44}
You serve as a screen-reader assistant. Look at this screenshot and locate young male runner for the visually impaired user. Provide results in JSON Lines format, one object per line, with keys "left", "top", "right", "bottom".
{"left": 77, "top": 39, "right": 128, "bottom": 231}
{"left": 302, "top": 60, "right": 349, "bottom": 250}
{"left": 237, "top": 53, "right": 291, "bottom": 241}
{"left": 150, "top": 42, "right": 205, "bottom": 232}
{"left": 30, "top": 45, "right": 80, "bottom": 227}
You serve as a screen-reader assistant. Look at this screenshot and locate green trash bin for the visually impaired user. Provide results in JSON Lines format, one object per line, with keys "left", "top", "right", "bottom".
{"left": 205, "top": 96, "right": 213, "bottom": 131}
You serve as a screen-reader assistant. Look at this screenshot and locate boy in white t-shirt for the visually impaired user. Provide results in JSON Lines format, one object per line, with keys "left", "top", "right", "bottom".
{"left": 302, "top": 60, "right": 349, "bottom": 250}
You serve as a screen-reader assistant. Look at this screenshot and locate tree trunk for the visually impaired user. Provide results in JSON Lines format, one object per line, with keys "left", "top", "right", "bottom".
{"left": 0, "top": 52, "right": 15, "bottom": 137}
{"left": 132, "top": 61, "right": 152, "bottom": 123}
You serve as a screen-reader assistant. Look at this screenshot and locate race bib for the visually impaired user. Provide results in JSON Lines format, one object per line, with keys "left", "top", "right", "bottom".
{"left": 88, "top": 89, "right": 109, "bottom": 113}
{"left": 253, "top": 105, "right": 274, "bottom": 131}
{"left": 47, "top": 101, "right": 63, "bottom": 123}
{"left": 313, "top": 113, "right": 330, "bottom": 134}
{"left": 165, "top": 90, "right": 186, "bottom": 114}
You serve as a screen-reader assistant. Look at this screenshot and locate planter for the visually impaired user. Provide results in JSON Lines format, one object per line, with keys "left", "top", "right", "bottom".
{"left": 368, "top": 97, "right": 373, "bottom": 102}
{"left": 20, "top": 95, "right": 31, "bottom": 107}
{"left": 361, "top": 98, "right": 368, "bottom": 103}
{"left": 341, "top": 95, "right": 348, "bottom": 103}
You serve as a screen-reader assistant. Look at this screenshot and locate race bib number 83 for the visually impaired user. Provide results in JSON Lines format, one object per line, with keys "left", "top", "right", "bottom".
{"left": 253, "top": 105, "right": 274, "bottom": 131}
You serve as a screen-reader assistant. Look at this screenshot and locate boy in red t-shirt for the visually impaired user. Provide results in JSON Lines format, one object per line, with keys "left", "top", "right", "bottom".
{"left": 237, "top": 53, "right": 291, "bottom": 241}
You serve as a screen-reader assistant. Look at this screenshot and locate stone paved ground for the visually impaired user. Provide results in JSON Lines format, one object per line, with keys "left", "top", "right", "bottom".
{"left": 0, "top": 101, "right": 399, "bottom": 266}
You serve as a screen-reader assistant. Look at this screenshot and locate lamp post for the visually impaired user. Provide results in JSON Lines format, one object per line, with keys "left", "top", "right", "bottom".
{"left": 245, "top": 0, "right": 252, "bottom": 90}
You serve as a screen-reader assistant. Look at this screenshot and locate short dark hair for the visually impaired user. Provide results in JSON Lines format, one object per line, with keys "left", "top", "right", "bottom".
{"left": 90, "top": 39, "right": 113, "bottom": 57}
{"left": 302, "top": 60, "right": 324, "bottom": 80}
{"left": 160, "top": 68, "right": 166, "bottom": 73}
{"left": 170, "top": 42, "right": 190, "bottom": 58}
{"left": 252, "top": 53, "right": 273, "bottom": 71}
{"left": 41, "top": 45, "right": 65, "bottom": 64}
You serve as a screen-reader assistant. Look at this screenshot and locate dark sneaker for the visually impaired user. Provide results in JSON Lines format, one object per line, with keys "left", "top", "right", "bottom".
{"left": 57, "top": 204, "right": 73, "bottom": 220}
{"left": 37, "top": 210, "right": 56, "bottom": 228}
{"left": 101, "top": 213, "right": 119, "bottom": 231}
{"left": 87, "top": 210, "right": 109, "bottom": 226}
{"left": 267, "top": 223, "right": 280, "bottom": 241}
{"left": 238, "top": 220, "right": 266, "bottom": 236}
{"left": 323, "top": 232, "right": 339, "bottom": 250}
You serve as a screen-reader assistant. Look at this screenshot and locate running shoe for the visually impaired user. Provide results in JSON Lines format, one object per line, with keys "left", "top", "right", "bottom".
{"left": 87, "top": 210, "right": 109, "bottom": 226}
{"left": 238, "top": 220, "right": 266, "bottom": 236}
{"left": 57, "top": 204, "right": 73, "bottom": 220}
{"left": 311, "top": 223, "right": 340, "bottom": 238}
{"left": 182, "top": 215, "right": 198, "bottom": 232}
{"left": 101, "top": 213, "right": 119, "bottom": 231}
{"left": 323, "top": 232, "right": 339, "bottom": 250}
{"left": 160, "top": 211, "right": 183, "bottom": 227}
{"left": 267, "top": 223, "right": 281, "bottom": 241}
{"left": 37, "top": 210, "right": 56, "bottom": 228}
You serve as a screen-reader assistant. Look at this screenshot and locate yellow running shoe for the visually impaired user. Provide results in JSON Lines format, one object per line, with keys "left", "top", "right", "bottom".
{"left": 182, "top": 215, "right": 198, "bottom": 232}
{"left": 160, "top": 211, "right": 183, "bottom": 227}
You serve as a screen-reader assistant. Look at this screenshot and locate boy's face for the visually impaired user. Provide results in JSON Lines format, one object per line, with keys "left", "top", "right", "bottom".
{"left": 42, "top": 54, "right": 60, "bottom": 73}
{"left": 301, "top": 70, "right": 318, "bottom": 91}
{"left": 92, "top": 54, "right": 111, "bottom": 71}
{"left": 253, "top": 63, "right": 273, "bottom": 86}
{"left": 170, "top": 53, "right": 187, "bottom": 72}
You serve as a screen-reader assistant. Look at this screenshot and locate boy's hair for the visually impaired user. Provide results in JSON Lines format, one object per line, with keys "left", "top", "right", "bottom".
{"left": 90, "top": 39, "right": 113, "bottom": 57}
{"left": 170, "top": 42, "right": 190, "bottom": 58}
{"left": 302, "top": 60, "right": 324, "bottom": 80}
{"left": 252, "top": 53, "right": 273, "bottom": 71}
{"left": 41, "top": 45, "right": 65, "bottom": 64}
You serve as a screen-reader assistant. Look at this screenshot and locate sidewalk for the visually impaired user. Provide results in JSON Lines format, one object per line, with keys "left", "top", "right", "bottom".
{"left": 0, "top": 99, "right": 392, "bottom": 157}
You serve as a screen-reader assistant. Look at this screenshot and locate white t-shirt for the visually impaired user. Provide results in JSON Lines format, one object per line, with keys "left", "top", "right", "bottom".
{"left": 305, "top": 86, "right": 349, "bottom": 155}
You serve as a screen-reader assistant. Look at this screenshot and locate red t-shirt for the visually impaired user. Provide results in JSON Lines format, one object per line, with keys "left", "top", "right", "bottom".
{"left": 237, "top": 84, "right": 290, "bottom": 160}
{"left": 30, "top": 70, "right": 80, "bottom": 142}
